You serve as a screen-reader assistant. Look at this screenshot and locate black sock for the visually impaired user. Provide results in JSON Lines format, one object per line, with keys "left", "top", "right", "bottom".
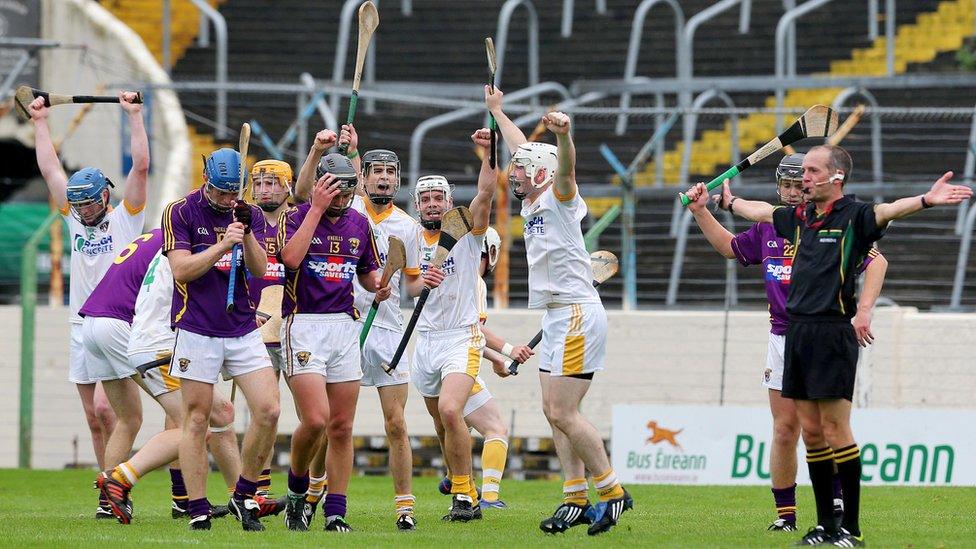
{"left": 834, "top": 444, "right": 862, "bottom": 536}
{"left": 806, "top": 447, "right": 836, "bottom": 531}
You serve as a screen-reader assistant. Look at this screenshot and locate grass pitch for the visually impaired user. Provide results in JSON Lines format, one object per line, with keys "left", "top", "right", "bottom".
{"left": 1, "top": 469, "right": 973, "bottom": 547}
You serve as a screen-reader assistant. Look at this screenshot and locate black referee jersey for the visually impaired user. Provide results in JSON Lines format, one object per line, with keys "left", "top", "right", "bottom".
{"left": 772, "top": 195, "right": 886, "bottom": 320}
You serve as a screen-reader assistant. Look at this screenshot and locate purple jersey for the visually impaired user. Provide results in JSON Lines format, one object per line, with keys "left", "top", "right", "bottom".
{"left": 248, "top": 219, "right": 285, "bottom": 305}
{"left": 731, "top": 222, "right": 876, "bottom": 335}
{"left": 79, "top": 229, "right": 163, "bottom": 324}
{"left": 277, "top": 203, "right": 380, "bottom": 318}
{"left": 161, "top": 188, "right": 267, "bottom": 337}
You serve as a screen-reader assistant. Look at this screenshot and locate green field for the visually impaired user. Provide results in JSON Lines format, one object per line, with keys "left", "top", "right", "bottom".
{"left": 1, "top": 469, "right": 973, "bottom": 547}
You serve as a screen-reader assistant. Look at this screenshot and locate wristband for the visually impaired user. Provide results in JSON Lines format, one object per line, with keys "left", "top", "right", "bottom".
{"left": 501, "top": 343, "right": 515, "bottom": 358}
{"left": 346, "top": 149, "right": 359, "bottom": 159}
{"left": 920, "top": 195, "right": 933, "bottom": 209}
{"left": 727, "top": 196, "right": 739, "bottom": 214}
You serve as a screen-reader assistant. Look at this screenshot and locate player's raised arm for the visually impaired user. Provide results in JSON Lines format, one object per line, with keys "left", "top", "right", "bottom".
{"left": 338, "top": 124, "right": 362, "bottom": 176}
{"left": 120, "top": 90, "right": 149, "bottom": 211}
{"left": 686, "top": 182, "right": 736, "bottom": 259}
{"left": 28, "top": 97, "right": 68, "bottom": 211}
{"left": 485, "top": 86, "right": 526, "bottom": 154}
{"left": 873, "top": 171, "right": 973, "bottom": 227}
{"left": 710, "top": 179, "right": 776, "bottom": 224}
{"left": 853, "top": 250, "right": 888, "bottom": 347}
{"left": 469, "top": 128, "right": 497, "bottom": 232}
{"left": 543, "top": 111, "right": 577, "bottom": 201}
{"left": 294, "top": 129, "right": 338, "bottom": 202}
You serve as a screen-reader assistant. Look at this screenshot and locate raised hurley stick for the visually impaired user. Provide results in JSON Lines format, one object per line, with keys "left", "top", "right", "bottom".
{"left": 14, "top": 85, "right": 143, "bottom": 121}
{"left": 225, "top": 122, "right": 251, "bottom": 312}
{"left": 136, "top": 353, "right": 173, "bottom": 376}
{"left": 507, "top": 251, "right": 619, "bottom": 375}
{"left": 360, "top": 236, "right": 406, "bottom": 348}
{"left": 679, "top": 105, "right": 839, "bottom": 206}
{"left": 382, "top": 207, "right": 474, "bottom": 374}
{"left": 338, "top": 0, "right": 379, "bottom": 155}
{"left": 485, "top": 37, "right": 498, "bottom": 169}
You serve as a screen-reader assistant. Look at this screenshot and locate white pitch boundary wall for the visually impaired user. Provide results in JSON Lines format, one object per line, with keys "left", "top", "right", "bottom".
{"left": 40, "top": 0, "right": 189, "bottom": 228}
{"left": 1, "top": 305, "right": 974, "bottom": 469}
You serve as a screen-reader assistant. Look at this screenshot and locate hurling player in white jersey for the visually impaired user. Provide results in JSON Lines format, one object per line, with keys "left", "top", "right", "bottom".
{"left": 408, "top": 128, "right": 496, "bottom": 522}
{"left": 29, "top": 92, "right": 148, "bottom": 518}
{"left": 433, "top": 227, "right": 533, "bottom": 510}
{"left": 488, "top": 88, "right": 631, "bottom": 535}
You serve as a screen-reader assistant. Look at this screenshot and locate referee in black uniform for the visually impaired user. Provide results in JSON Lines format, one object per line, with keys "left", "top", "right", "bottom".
{"left": 683, "top": 144, "right": 972, "bottom": 547}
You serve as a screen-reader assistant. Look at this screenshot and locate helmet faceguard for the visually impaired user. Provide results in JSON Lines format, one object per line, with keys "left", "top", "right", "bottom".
{"left": 775, "top": 153, "right": 805, "bottom": 206}
{"left": 361, "top": 149, "right": 400, "bottom": 206}
{"left": 509, "top": 142, "right": 558, "bottom": 199}
{"left": 66, "top": 167, "right": 114, "bottom": 226}
{"left": 250, "top": 159, "right": 292, "bottom": 212}
{"left": 482, "top": 226, "right": 501, "bottom": 274}
{"left": 316, "top": 153, "right": 359, "bottom": 217}
{"left": 413, "top": 175, "right": 453, "bottom": 230}
{"left": 203, "top": 148, "right": 242, "bottom": 213}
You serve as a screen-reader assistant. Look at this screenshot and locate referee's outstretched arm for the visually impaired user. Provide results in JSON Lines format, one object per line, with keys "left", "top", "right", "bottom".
{"left": 873, "top": 171, "right": 973, "bottom": 226}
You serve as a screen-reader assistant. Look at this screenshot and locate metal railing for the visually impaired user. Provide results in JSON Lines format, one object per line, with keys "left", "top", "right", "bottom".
{"left": 949, "top": 103, "right": 976, "bottom": 310}
{"left": 188, "top": 0, "right": 227, "bottom": 138}
{"left": 561, "top": 0, "right": 607, "bottom": 38}
{"left": 831, "top": 87, "right": 883, "bottom": 202}
{"left": 667, "top": 91, "right": 740, "bottom": 306}
{"left": 616, "top": 0, "right": 684, "bottom": 136}
{"left": 495, "top": 0, "right": 540, "bottom": 107}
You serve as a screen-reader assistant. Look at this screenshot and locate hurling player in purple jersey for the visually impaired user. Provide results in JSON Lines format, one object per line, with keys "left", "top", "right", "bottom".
{"left": 686, "top": 154, "right": 887, "bottom": 533}
{"left": 162, "top": 148, "right": 280, "bottom": 532}
{"left": 278, "top": 153, "right": 389, "bottom": 532}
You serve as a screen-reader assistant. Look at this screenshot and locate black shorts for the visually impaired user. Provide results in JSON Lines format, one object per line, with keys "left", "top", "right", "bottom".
{"left": 782, "top": 319, "right": 858, "bottom": 401}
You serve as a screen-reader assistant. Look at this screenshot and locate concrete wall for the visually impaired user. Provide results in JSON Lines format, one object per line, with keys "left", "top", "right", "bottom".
{"left": 1, "top": 305, "right": 974, "bottom": 469}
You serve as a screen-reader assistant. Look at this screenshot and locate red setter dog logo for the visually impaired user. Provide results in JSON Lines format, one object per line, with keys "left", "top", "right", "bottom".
{"left": 646, "top": 420, "right": 683, "bottom": 450}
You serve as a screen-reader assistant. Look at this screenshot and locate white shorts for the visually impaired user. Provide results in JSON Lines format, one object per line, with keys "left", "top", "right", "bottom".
{"left": 69, "top": 323, "right": 93, "bottom": 384}
{"left": 129, "top": 351, "right": 182, "bottom": 397}
{"left": 81, "top": 316, "right": 136, "bottom": 382}
{"left": 539, "top": 303, "right": 607, "bottom": 377}
{"left": 361, "top": 324, "right": 410, "bottom": 388}
{"left": 463, "top": 376, "right": 492, "bottom": 417}
{"left": 763, "top": 332, "right": 786, "bottom": 391}
{"left": 282, "top": 314, "right": 362, "bottom": 383}
{"left": 171, "top": 328, "right": 271, "bottom": 384}
{"left": 412, "top": 325, "right": 484, "bottom": 398}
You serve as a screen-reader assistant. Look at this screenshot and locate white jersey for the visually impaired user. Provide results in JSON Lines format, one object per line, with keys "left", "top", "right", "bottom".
{"left": 416, "top": 226, "right": 486, "bottom": 332}
{"left": 477, "top": 277, "right": 488, "bottom": 324}
{"left": 351, "top": 196, "right": 421, "bottom": 330}
{"left": 127, "top": 250, "right": 175, "bottom": 355}
{"left": 62, "top": 202, "right": 145, "bottom": 323}
{"left": 520, "top": 187, "right": 600, "bottom": 309}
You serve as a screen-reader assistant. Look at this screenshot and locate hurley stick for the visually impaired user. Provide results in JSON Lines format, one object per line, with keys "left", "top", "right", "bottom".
{"left": 14, "top": 85, "right": 143, "bottom": 122}
{"left": 679, "top": 105, "right": 839, "bottom": 206}
{"left": 338, "top": 0, "right": 379, "bottom": 155}
{"left": 485, "top": 37, "right": 498, "bottom": 169}
{"left": 360, "top": 236, "right": 406, "bottom": 348}
{"left": 225, "top": 122, "right": 251, "bottom": 312}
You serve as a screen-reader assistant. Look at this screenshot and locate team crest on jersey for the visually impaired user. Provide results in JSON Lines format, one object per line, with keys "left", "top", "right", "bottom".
{"left": 764, "top": 368, "right": 772, "bottom": 382}
{"left": 178, "top": 358, "right": 191, "bottom": 372}
{"left": 99, "top": 220, "right": 110, "bottom": 232}
{"left": 524, "top": 216, "right": 545, "bottom": 236}
{"left": 296, "top": 351, "right": 311, "bottom": 366}
{"left": 349, "top": 237, "right": 361, "bottom": 255}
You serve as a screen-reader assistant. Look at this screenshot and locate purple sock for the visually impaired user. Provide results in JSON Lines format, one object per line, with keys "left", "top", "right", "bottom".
{"left": 98, "top": 493, "right": 108, "bottom": 507}
{"left": 832, "top": 474, "right": 843, "bottom": 500}
{"left": 324, "top": 493, "right": 347, "bottom": 518}
{"left": 288, "top": 468, "right": 310, "bottom": 495}
{"left": 235, "top": 476, "right": 258, "bottom": 499}
{"left": 188, "top": 498, "right": 211, "bottom": 519}
{"left": 772, "top": 484, "right": 797, "bottom": 523}
{"left": 170, "top": 468, "right": 187, "bottom": 499}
